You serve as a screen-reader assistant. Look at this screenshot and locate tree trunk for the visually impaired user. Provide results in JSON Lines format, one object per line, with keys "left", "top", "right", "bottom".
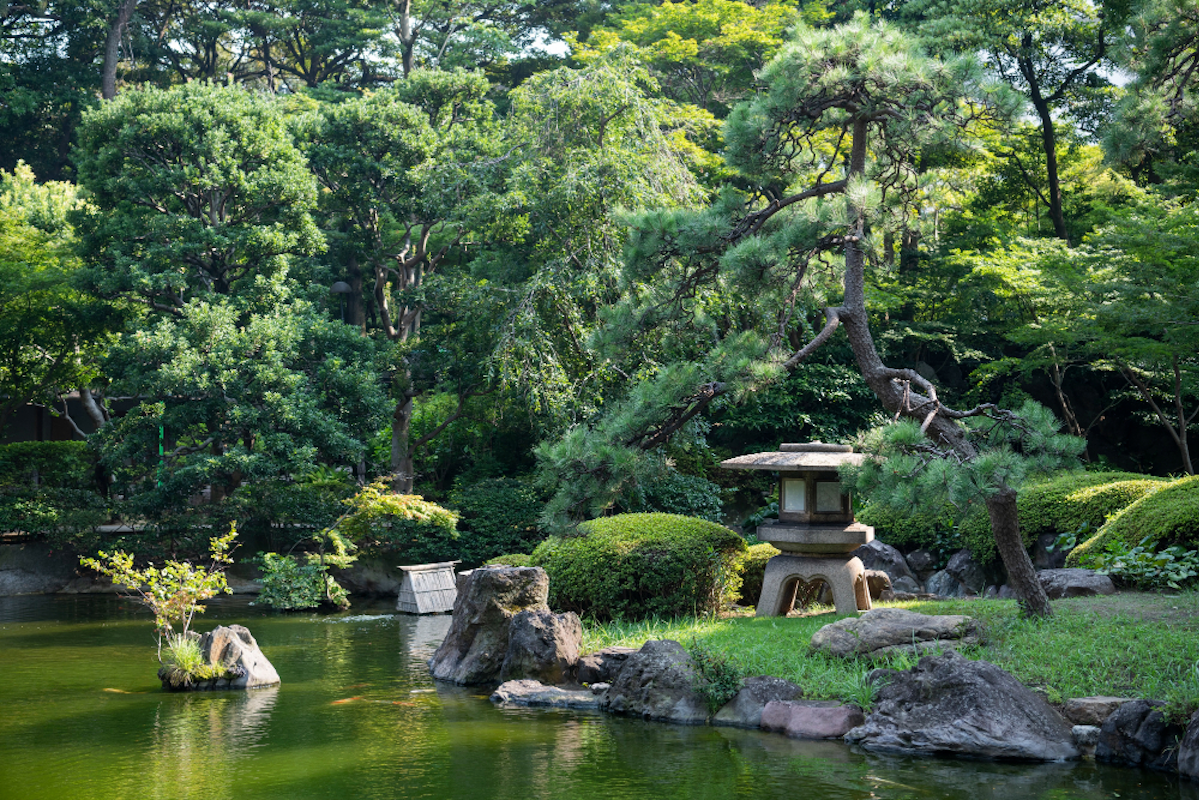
{"left": 986, "top": 486, "right": 1052, "bottom": 617}
{"left": 102, "top": 0, "right": 141, "bottom": 100}
{"left": 1025, "top": 67, "right": 1069, "bottom": 241}
{"left": 390, "top": 393, "right": 414, "bottom": 493}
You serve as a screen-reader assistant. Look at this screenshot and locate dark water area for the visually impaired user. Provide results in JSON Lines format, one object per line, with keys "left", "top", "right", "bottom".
{"left": 0, "top": 594, "right": 1193, "bottom": 800}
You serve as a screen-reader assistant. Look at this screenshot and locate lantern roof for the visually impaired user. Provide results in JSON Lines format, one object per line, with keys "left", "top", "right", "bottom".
{"left": 719, "top": 442, "right": 866, "bottom": 472}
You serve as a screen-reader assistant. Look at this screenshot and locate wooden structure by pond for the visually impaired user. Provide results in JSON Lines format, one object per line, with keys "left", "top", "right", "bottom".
{"left": 721, "top": 443, "right": 874, "bottom": 616}
{"left": 396, "top": 561, "right": 460, "bottom": 614}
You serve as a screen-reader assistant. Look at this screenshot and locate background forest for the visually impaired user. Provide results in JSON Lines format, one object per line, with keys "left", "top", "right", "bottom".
{"left": 3, "top": 0, "right": 1199, "bottom": 574}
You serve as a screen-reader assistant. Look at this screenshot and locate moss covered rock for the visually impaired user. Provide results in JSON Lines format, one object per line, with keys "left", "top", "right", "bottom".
{"left": 1068, "top": 475, "right": 1199, "bottom": 568}
{"left": 531, "top": 513, "right": 747, "bottom": 620}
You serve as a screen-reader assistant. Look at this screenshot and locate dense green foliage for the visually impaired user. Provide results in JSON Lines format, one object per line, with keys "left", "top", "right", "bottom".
{"left": 531, "top": 513, "right": 746, "bottom": 620}
{"left": 447, "top": 477, "right": 546, "bottom": 568}
{"left": 1069, "top": 476, "right": 1199, "bottom": 568}
{"left": 735, "top": 542, "right": 779, "bottom": 607}
{"left": 333, "top": 480, "right": 460, "bottom": 564}
{"left": 955, "top": 471, "right": 1167, "bottom": 565}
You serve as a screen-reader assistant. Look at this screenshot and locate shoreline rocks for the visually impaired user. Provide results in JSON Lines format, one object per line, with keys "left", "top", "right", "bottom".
{"left": 809, "top": 607, "right": 979, "bottom": 659}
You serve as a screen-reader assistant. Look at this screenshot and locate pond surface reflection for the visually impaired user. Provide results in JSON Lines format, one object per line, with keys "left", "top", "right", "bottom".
{"left": 0, "top": 595, "right": 1190, "bottom": 800}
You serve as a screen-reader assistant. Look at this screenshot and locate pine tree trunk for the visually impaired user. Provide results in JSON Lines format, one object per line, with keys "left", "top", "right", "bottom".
{"left": 390, "top": 393, "right": 414, "bottom": 494}
{"left": 986, "top": 485, "right": 1052, "bottom": 617}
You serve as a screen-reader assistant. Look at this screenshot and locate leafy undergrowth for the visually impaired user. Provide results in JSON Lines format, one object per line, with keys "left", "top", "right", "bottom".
{"left": 581, "top": 590, "right": 1199, "bottom": 719}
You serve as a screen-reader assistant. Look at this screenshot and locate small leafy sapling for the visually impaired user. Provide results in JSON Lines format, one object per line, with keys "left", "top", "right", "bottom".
{"left": 80, "top": 525, "right": 238, "bottom": 660}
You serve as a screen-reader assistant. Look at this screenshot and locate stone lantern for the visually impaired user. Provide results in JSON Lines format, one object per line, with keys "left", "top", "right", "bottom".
{"left": 721, "top": 442, "right": 874, "bottom": 615}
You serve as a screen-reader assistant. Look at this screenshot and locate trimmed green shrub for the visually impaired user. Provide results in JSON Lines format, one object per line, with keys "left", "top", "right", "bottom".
{"left": 1069, "top": 476, "right": 1199, "bottom": 568}
{"left": 735, "top": 542, "right": 779, "bottom": 606}
{"left": 957, "top": 471, "right": 1165, "bottom": 567}
{"left": 449, "top": 477, "right": 546, "bottom": 567}
{"left": 856, "top": 502, "right": 958, "bottom": 553}
{"left": 484, "top": 553, "right": 532, "bottom": 566}
{"left": 531, "top": 513, "right": 747, "bottom": 620}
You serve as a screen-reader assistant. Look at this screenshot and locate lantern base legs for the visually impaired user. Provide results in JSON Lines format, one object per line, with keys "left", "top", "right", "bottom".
{"left": 755, "top": 555, "right": 871, "bottom": 617}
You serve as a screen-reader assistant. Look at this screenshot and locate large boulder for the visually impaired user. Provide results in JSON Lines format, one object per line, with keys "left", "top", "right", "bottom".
{"left": 1095, "top": 699, "right": 1185, "bottom": 771}
{"left": 491, "top": 679, "right": 599, "bottom": 710}
{"left": 499, "top": 608, "right": 582, "bottom": 685}
{"left": 428, "top": 566, "right": 550, "bottom": 685}
{"left": 760, "top": 700, "right": 865, "bottom": 739}
{"left": 1062, "top": 696, "right": 1136, "bottom": 726}
{"left": 576, "top": 646, "right": 638, "bottom": 685}
{"left": 905, "top": 549, "right": 937, "bottom": 581}
{"left": 845, "top": 652, "right": 1079, "bottom": 761}
{"left": 1180, "top": 710, "right": 1199, "bottom": 780}
{"left": 598, "top": 640, "right": 708, "bottom": 724}
{"left": 712, "top": 675, "right": 804, "bottom": 729}
{"left": 851, "top": 540, "right": 917, "bottom": 586}
{"left": 810, "top": 608, "right": 979, "bottom": 659}
{"left": 925, "top": 570, "right": 966, "bottom": 597}
{"left": 1037, "top": 568, "right": 1116, "bottom": 599}
{"left": 945, "top": 549, "right": 986, "bottom": 595}
{"left": 161, "top": 625, "right": 280, "bottom": 691}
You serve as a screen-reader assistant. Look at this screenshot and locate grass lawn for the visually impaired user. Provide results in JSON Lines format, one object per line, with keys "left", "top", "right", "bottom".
{"left": 581, "top": 589, "right": 1199, "bottom": 720}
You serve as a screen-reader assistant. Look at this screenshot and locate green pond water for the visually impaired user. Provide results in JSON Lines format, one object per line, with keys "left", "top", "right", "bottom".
{"left": 0, "top": 594, "right": 1193, "bottom": 800}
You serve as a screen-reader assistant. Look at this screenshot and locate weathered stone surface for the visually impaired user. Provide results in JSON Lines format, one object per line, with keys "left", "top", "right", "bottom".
{"left": 810, "top": 608, "right": 979, "bottom": 659}
{"left": 598, "top": 640, "right": 708, "bottom": 724}
{"left": 891, "top": 575, "right": 922, "bottom": 594}
{"left": 428, "top": 566, "right": 549, "bottom": 685}
{"left": 925, "top": 570, "right": 965, "bottom": 597}
{"left": 1179, "top": 710, "right": 1199, "bottom": 779}
{"left": 183, "top": 625, "right": 280, "bottom": 690}
{"left": 845, "top": 652, "right": 1079, "bottom": 761}
{"left": 576, "top": 647, "right": 638, "bottom": 685}
{"left": 864, "top": 570, "right": 892, "bottom": 600}
{"left": 1073, "top": 725, "right": 1101, "bottom": 758}
{"left": 945, "top": 549, "right": 986, "bottom": 595}
{"left": 1032, "top": 533, "right": 1068, "bottom": 570}
{"left": 905, "top": 549, "right": 936, "bottom": 580}
{"left": 1095, "top": 699, "right": 1185, "bottom": 771}
{"left": 761, "top": 700, "right": 865, "bottom": 739}
{"left": 1062, "top": 696, "right": 1136, "bottom": 726}
{"left": 499, "top": 609, "right": 582, "bottom": 685}
{"left": 0, "top": 567, "right": 66, "bottom": 595}
{"left": 490, "top": 679, "right": 599, "bottom": 710}
{"left": 851, "top": 540, "right": 917, "bottom": 585}
{"left": 712, "top": 675, "right": 804, "bottom": 729}
{"left": 1037, "top": 568, "right": 1116, "bottom": 599}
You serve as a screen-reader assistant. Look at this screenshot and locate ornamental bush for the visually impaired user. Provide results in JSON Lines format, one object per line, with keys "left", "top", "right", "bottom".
{"left": 484, "top": 553, "right": 532, "bottom": 566}
{"left": 1068, "top": 475, "right": 1199, "bottom": 568}
{"left": 333, "top": 479, "right": 459, "bottom": 565}
{"left": 530, "top": 513, "right": 747, "bottom": 620}
{"left": 856, "top": 502, "right": 957, "bottom": 553}
{"left": 735, "top": 542, "right": 779, "bottom": 607}
{"left": 956, "top": 471, "right": 1165, "bottom": 566}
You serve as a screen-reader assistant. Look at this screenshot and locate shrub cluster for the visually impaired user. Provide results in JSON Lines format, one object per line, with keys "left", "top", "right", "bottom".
{"left": 0, "top": 441, "right": 107, "bottom": 551}
{"left": 856, "top": 502, "right": 957, "bottom": 554}
{"left": 531, "top": 513, "right": 747, "bottom": 620}
{"left": 1069, "top": 475, "right": 1199, "bottom": 568}
{"left": 448, "top": 477, "right": 546, "bottom": 567}
{"left": 735, "top": 542, "right": 779, "bottom": 606}
{"left": 333, "top": 479, "right": 459, "bottom": 565}
{"left": 955, "top": 471, "right": 1164, "bottom": 566}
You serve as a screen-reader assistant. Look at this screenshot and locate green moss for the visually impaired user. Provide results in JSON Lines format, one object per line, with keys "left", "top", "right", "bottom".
{"left": 1069, "top": 475, "right": 1199, "bottom": 568}
{"left": 484, "top": 553, "right": 532, "bottom": 567}
{"left": 531, "top": 512, "right": 747, "bottom": 620}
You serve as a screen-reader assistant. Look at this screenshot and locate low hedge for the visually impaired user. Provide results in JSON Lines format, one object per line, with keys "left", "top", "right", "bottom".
{"left": 1068, "top": 475, "right": 1199, "bottom": 568}
{"left": 530, "top": 512, "right": 747, "bottom": 620}
{"left": 856, "top": 502, "right": 957, "bottom": 552}
{"left": 956, "top": 471, "right": 1165, "bottom": 566}
{"left": 735, "top": 542, "right": 779, "bottom": 606}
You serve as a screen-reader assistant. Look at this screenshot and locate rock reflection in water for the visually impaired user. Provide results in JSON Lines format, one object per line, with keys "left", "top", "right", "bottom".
{"left": 148, "top": 688, "right": 278, "bottom": 799}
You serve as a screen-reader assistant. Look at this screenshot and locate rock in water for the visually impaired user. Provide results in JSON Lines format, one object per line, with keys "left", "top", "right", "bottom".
{"left": 428, "top": 566, "right": 550, "bottom": 685}
{"left": 500, "top": 608, "right": 582, "bottom": 685}
{"left": 1179, "top": 710, "right": 1199, "bottom": 780}
{"left": 712, "top": 676, "right": 804, "bottom": 729}
{"left": 760, "top": 700, "right": 865, "bottom": 739}
{"left": 845, "top": 652, "right": 1079, "bottom": 761}
{"left": 810, "top": 608, "right": 978, "bottom": 659}
{"left": 599, "top": 640, "right": 708, "bottom": 724}
{"left": 161, "top": 625, "right": 280, "bottom": 691}
{"left": 576, "top": 647, "right": 638, "bottom": 685}
{"left": 1095, "top": 699, "right": 1185, "bottom": 771}
{"left": 491, "top": 679, "right": 599, "bottom": 710}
